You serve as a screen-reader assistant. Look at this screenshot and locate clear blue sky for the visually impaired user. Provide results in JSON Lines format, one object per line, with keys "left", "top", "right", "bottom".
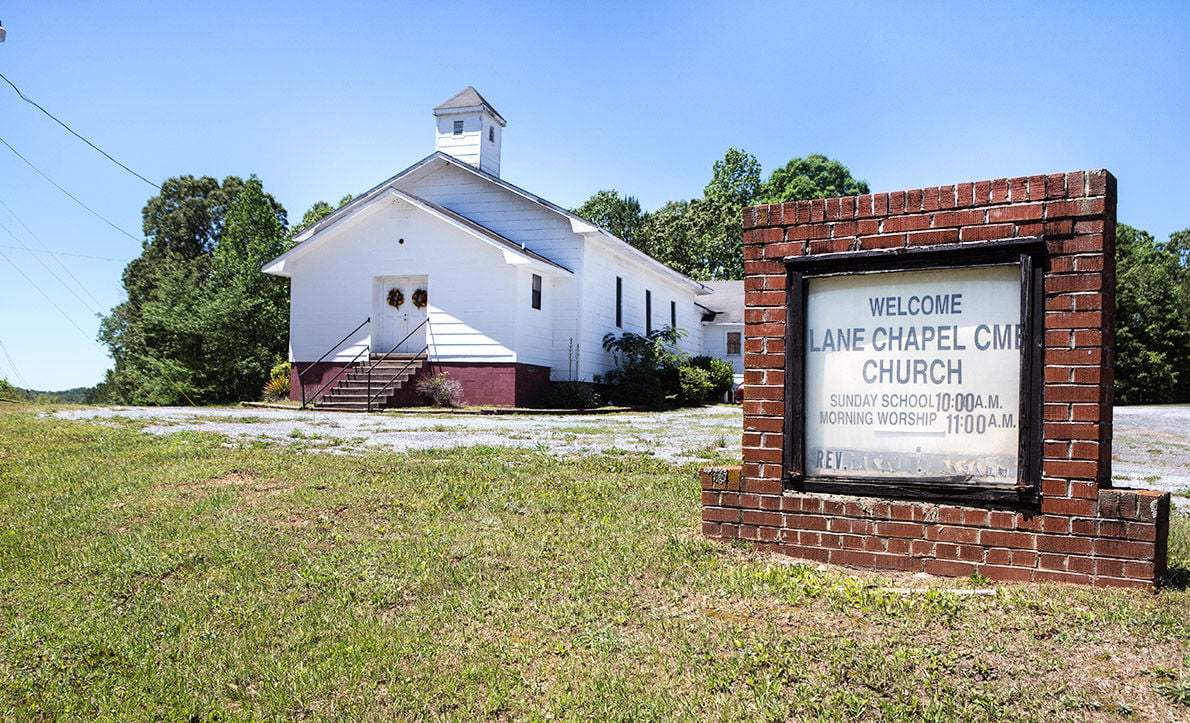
{"left": 1, "top": 1, "right": 1187, "bottom": 391}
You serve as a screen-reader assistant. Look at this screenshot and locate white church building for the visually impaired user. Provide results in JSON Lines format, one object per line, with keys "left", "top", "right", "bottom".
{"left": 264, "top": 88, "right": 742, "bottom": 408}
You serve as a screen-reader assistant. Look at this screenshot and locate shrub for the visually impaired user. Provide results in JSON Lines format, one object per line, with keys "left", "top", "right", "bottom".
{"left": 597, "top": 328, "right": 685, "bottom": 407}
{"left": 0, "top": 378, "right": 22, "bottom": 403}
{"left": 416, "top": 371, "right": 464, "bottom": 407}
{"left": 269, "top": 360, "right": 291, "bottom": 382}
{"left": 548, "top": 380, "right": 602, "bottom": 409}
{"left": 687, "top": 356, "right": 734, "bottom": 402}
{"left": 677, "top": 365, "right": 713, "bottom": 405}
{"left": 261, "top": 361, "right": 291, "bottom": 400}
{"left": 262, "top": 375, "right": 290, "bottom": 400}
{"left": 548, "top": 337, "right": 601, "bottom": 409}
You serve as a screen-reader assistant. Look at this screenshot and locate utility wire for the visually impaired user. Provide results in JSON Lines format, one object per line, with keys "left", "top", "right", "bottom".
{"left": 0, "top": 134, "right": 140, "bottom": 242}
{"left": 0, "top": 208, "right": 189, "bottom": 407}
{"left": 0, "top": 197, "right": 115, "bottom": 309}
{"left": 0, "top": 243, "right": 126, "bottom": 262}
{"left": 0, "top": 247, "right": 98, "bottom": 342}
{"left": 0, "top": 248, "right": 167, "bottom": 405}
{"left": 0, "top": 337, "right": 29, "bottom": 388}
{"left": 0, "top": 220, "right": 106, "bottom": 317}
{"left": 0, "top": 71, "right": 160, "bottom": 190}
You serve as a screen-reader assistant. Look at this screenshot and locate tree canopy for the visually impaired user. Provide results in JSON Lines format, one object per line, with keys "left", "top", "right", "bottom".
{"left": 97, "top": 175, "right": 292, "bottom": 405}
{"left": 293, "top": 194, "right": 356, "bottom": 235}
{"left": 573, "top": 150, "right": 868, "bottom": 280}
{"left": 758, "top": 153, "right": 870, "bottom": 203}
{"left": 1114, "top": 224, "right": 1190, "bottom": 404}
{"left": 573, "top": 191, "right": 646, "bottom": 249}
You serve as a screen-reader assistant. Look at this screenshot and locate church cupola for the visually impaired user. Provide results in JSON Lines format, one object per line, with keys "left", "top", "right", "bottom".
{"left": 433, "top": 86, "right": 506, "bottom": 177}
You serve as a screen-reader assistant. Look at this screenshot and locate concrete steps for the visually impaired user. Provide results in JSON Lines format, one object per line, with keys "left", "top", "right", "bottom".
{"left": 312, "top": 354, "right": 425, "bottom": 412}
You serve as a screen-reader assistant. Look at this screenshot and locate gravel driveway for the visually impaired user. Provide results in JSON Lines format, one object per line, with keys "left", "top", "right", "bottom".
{"left": 1112, "top": 405, "right": 1190, "bottom": 494}
{"left": 53, "top": 404, "right": 1189, "bottom": 492}
{"left": 52, "top": 405, "right": 744, "bottom": 464}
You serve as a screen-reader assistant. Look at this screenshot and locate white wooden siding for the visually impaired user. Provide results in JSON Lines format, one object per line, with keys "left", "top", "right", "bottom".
{"left": 286, "top": 199, "right": 523, "bottom": 363}
{"left": 578, "top": 240, "right": 704, "bottom": 380}
{"left": 282, "top": 158, "right": 715, "bottom": 383}
{"left": 398, "top": 163, "right": 585, "bottom": 372}
{"left": 701, "top": 322, "right": 745, "bottom": 375}
{"left": 434, "top": 113, "right": 502, "bottom": 176}
{"left": 514, "top": 267, "right": 561, "bottom": 370}
{"left": 397, "top": 165, "right": 584, "bottom": 270}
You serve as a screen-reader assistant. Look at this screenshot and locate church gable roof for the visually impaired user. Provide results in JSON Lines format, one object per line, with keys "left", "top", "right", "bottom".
{"left": 262, "top": 187, "right": 571, "bottom": 276}
{"left": 271, "top": 153, "right": 708, "bottom": 295}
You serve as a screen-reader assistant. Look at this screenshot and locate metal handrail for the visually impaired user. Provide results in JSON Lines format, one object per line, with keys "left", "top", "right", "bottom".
{"left": 298, "top": 316, "right": 370, "bottom": 408}
{"left": 365, "top": 317, "right": 432, "bottom": 412}
{"left": 366, "top": 317, "right": 430, "bottom": 374}
{"left": 303, "top": 343, "right": 370, "bottom": 409}
{"left": 367, "top": 346, "right": 429, "bottom": 412}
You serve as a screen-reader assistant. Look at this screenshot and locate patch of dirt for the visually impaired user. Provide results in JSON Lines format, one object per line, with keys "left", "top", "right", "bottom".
{"left": 168, "top": 471, "right": 255, "bottom": 494}
{"left": 155, "top": 471, "right": 299, "bottom": 513}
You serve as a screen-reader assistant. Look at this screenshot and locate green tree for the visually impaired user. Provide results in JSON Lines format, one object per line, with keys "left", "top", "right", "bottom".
{"left": 1170, "top": 228, "right": 1190, "bottom": 399}
{"left": 704, "top": 148, "right": 762, "bottom": 207}
{"left": 214, "top": 176, "right": 289, "bottom": 282}
{"left": 207, "top": 175, "right": 293, "bottom": 401}
{"left": 98, "top": 175, "right": 291, "bottom": 405}
{"left": 573, "top": 190, "right": 645, "bottom": 247}
{"left": 637, "top": 200, "right": 698, "bottom": 275}
{"left": 759, "top": 153, "right": 870, "bottom": 203}
{"left": 688, "top": 148, "right": 765, "bottom": 280}
{"left": 294, "top": 193, "right": 355, "bottom": 235}
{"left": 1114, "top": 224, "right": 1189, "bottom": 404}
{"left": 576, "top": 150, "right": 866, "bottom": 281}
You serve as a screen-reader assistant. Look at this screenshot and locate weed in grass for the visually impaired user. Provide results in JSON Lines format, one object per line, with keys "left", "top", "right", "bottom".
{"left": 1166, "top": 507, "right": 1190, "bottom": 589}
{"left": 1157, "top": 680, "right": 1190, "bottom": 706}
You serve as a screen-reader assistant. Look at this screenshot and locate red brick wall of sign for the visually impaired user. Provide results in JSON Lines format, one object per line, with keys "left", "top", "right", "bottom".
{"left": 702, "top": 170, "right": 1171, "bottom": 589}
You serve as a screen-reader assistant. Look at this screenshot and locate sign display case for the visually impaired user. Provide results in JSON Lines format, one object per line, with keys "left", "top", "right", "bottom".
{"left": 784, "top": 239, "right": 1045, "bottom": 502}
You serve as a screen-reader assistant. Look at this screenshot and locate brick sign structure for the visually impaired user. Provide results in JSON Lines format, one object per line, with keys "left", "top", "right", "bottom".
{"left": 702, "top": 169, "right": 1171, "bottom": 589}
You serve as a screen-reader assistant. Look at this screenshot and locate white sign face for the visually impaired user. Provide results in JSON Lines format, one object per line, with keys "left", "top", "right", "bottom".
{"left": 804, "top": 265, "right": 1021, "bottom": 485}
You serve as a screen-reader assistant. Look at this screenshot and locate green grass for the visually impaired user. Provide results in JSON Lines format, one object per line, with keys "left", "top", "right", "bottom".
{"left": 1, "top": 409, "right": 1189, "bottom": 720}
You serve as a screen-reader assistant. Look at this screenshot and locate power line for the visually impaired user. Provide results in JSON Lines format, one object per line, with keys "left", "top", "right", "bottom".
{"left": 0, "top": 197, "right": 114, "bottom": 309}
{"left": 0, "top": 134, "right": 140, "bottom": 242}
{"left": 0, "top": 220, "right": 107, "bottom": 317}
{"left": 0, "top": 247, "right": 97, "bottom": 342}
{"left": 0, "top": 248, "right": 168, "bottom": 405}
{"left": 0, "top": 242, "right": 126, "bottom": 262}
{"left": 0, "top": 70, "right": 160, "bottom": 190}
{"left": 0, "top": 337, "right": 29, "bottom": 387}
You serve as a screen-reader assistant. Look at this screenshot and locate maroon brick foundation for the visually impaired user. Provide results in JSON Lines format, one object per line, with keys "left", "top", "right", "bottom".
{"left": 291, "top": 361, "right": 550, "bottom": 408}
{"left": 290, "top": 362, "right": 350, "bottom": 403}
{"left": 702, "top": 169, "right": 1171, "bottom": 589}
{"left": 423, "top": 362, "right": 551, "bottom": 407}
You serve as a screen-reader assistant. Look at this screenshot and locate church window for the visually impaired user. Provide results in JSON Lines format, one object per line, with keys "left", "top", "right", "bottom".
{"left": 645, "top": 290, "right": 653, "bottom": 334}
{"left": 727, "top": 332, "right": 741, "bottom": 355}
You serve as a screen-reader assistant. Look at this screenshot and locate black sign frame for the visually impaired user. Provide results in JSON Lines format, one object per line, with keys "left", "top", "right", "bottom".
{"left": 782, "top": 238, "right": 1046, "bottom": 505}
